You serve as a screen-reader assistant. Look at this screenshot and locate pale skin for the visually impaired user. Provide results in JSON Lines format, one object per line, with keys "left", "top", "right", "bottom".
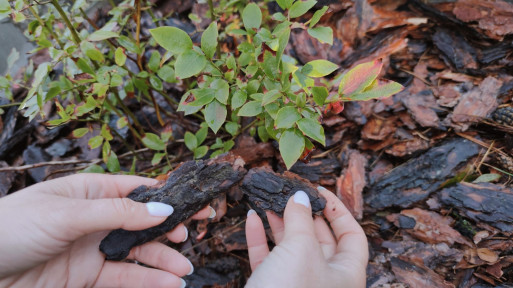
{"left": 0, "top": 174, "right": 212, "bottom": 288}
{"left": 0, "top": 175, "right": 368, "bottom": 288}
{"left": 244, "top": 187, "right": 369, "bottom": 288}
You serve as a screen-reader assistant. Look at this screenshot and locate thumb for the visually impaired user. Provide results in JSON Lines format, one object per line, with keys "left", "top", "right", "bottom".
{"left": 283, "top": 190, "right": 315, "bottom": 238}
{"left": 67, "top": 198, "right": 173, "bottom": 235}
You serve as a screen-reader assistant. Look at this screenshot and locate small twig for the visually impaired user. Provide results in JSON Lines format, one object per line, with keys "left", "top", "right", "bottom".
{"left": 51, "top": 0, "right": 81, "bottom": 45}
{"left": 180, "top": 219, "right": 247, "bottom": 255}
{"left": 0, "top": 147, "right": 152, "bottom": 172}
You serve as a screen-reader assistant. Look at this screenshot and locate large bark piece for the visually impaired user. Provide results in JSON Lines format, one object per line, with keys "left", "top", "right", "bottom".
{"left": 365, "top": 138, "right": 479, "bottom": 209}
{"left": 439, "top": 182, "right": 513, "bottom": 232}
{"left": 241, "top": 167, "right": 326, "bottom": 217}
{"left": 100, "top": 158, "right": 246, "bottom": 260}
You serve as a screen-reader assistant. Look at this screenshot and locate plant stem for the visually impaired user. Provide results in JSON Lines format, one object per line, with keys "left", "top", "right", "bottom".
{"left": 135, "top": 0, "right": 143, "bottom": 71}
{"left": 51, "top": 0, "right": 81, "bottom": 45}
{"left": 207, "top": 0, "right": 221, "bottom": 57}
{"left": 27, "top": 5, "right": 65, "bottom": 48}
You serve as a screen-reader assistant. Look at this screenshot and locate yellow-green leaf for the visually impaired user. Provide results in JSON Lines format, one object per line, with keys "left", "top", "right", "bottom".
{"left": 150, "top": 27, "right": 192, "bottom": 55}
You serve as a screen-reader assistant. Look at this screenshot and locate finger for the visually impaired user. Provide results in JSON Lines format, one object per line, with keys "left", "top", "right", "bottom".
{"left": 94, "top": 262, "right": 186, "bottom": 288}
{"left": 317, "top": 186, "right": 368, "bottom": 267}
{"left": 266, "top": 211, "right": 285, "bottom": 244}
{"left": 166, "top": 224, "right": 189, "bottom": 243}
{"left": 127, "top": 241, "right": 194, "bottom": 277}
{"left": 40, "top": 174, "right": 158, "bottom": 199}
{"left": 283, "top": 190, "right": 315, "bottom": 239}
{"left": 245, "top": 210, "right": 270, "bottom": 271}
{"left": 68, "top": 198, "right": 174, "bottom": 235}
{"left": 190, "top": 206, "right": 215, "bottom": 220}
{"left": 314, "top": 216, "right": 336, "bottom": 259}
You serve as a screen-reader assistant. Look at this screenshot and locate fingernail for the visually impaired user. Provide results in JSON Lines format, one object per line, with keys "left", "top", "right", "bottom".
{"left": 180, "top": 278, "right": 187, "bottom": 288}
{"left": 146, "top": 202, "right": 174, "bottom": 217}
{"left": 186, "top": 259, "right": 194, "bottom": 275}
{"left": 182, "top": 226, "right": 188, "bottom": 243}
{"left": 247, "top": 209, "right": 256, "bottom": 217}
{"left": 293, "top": 190, "right": 311, "bottom": 208}
{"left": 208, "top": 206, "right": 216, "bottom": 219}
{"left": 317, "top": 185, "right": 329, "bottom": 192}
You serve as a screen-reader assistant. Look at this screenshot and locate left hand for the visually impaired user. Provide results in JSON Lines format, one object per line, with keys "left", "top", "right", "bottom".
{"left": 0, "top": 173, "right": 212, "bottom": 288}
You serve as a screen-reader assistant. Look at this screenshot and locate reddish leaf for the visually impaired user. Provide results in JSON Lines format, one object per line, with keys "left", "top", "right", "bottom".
{"left": 339, "top": 59, "right": 382, "bottom": 97}
{"left": 324, "top": 101, "right": 344, "bottom": 115}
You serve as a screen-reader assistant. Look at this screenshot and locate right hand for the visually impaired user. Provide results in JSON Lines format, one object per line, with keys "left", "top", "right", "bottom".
{"left": 245, "top": 186, "right": 368, "bottom": 288}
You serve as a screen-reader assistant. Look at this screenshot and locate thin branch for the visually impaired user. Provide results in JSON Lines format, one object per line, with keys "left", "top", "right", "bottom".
{"left": 51, "top": 0, "right": 81, "bottom": 45}
{"left": 0, "top": 147, "right": 152, "bottom": 172}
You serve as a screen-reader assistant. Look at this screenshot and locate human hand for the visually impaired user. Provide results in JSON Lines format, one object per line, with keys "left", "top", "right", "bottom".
{"left": 0, "top": 173, "right": 213, "bottom": 288}
{"left": 245, "top": 186, "right": 368, "bottom": 288}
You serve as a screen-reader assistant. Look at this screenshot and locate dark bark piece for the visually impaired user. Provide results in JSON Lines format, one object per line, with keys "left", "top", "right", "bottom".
{"left": 241, "top": 167, "right": 326, "bottom": 217}
{"left": 100, "top": 158, "right": 246, "bottom": 260}
{"left": 365, "top": 138, "right": 479, "bottom": 209}
{"left": 390, "top": 257, "right": 455, "bottom": 288}
{"left": 288, "top": 158, "right": 341, "bottom": 186}
{"left": 432, "top": 28, "right": 478, "bottom": 70}
{"left": 439, "top": 182, "right": 513, "bottom": 232}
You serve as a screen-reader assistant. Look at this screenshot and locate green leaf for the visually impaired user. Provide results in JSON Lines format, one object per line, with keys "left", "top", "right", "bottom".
{"left": 275, "top": 106, "right": 302, "bottom": 129}
{"left": 194, "top": 146, "right": 209, "bottom": 159}
{"left": 225, "top": 122, "right": 239, "bottom": 136}
{"left": 204, "top": 100, "right": 227, "bottom": 133}
{"left": 150, "top": 27, "right": 193, "bottom": 55}
{"left": 88, "top": 30, "right": 119, "bottom": 42}
{"left": 307, "top": 26, "right": 333, "bottom": 45}
{"left": 309, "top": 6, "right": 328, "bottom": 27}
{"left": 72, "top": 128, "right": 89, "bottom": 138}
{"left": 212, "top": 79, "right": 229, "bottom": 105}
{"left": 196, "top": 125, "right": 208, "bottom": 144}
{"left": 473, "top": 173, "right": 501, "bottom": 183}
{"left": 114, "top": 48, "right": 126, "bottom": 67}
{"left": 312, "top": 86, "right": 329, "bottom": 105}
{"left": 297, "top": 118, "right": 325, "bottom": 145}
{"left": 149, "top": 75, "right": 163, "bottom": 91}
{"left": 238, "top": 101, "right": 263, "bottom": 117}
{"left": 88, "top": 135, "right": 103, "bottom": 149}
{"left": 148, "top": 51, "right": 161, "bottom": 72}
{"left": 81, "top": 164, "right": 104, "bottom": 173}
{"left": 142, "top": 133, "right": 166, "bottom": 150}
{"left": 348, "top": 79, "right": 403, "bottom": 101}
{"left": 184, "top": 131, "right": 198, "bottom": 150}
{"left": 276, "top": 0, "right": 294, "bottom": 10}
{"left": 106, "top": 151, "right": 120, "bottom": 172}
{"left": 304, "top": 59, "right": 338, "bottom": 77}
{"left": 289, "top": 0, "right": 317, "bottom": 18}
{"left": 201, "top": 21, "right": 218, "bottom": 59}
{"left": 76, "top": 59, "right": 95, "bottom": 75}
{"left": 175, "top": 50, "right": 207, "bottom": 79}
{"left": 261, "top": 89, "right": 282, "bottom": 106}
{"left": 231, "top": 90, "right": 247, "bottom": 109}
{"left": 117, "top": 36, "right": 140, "bottom": 54}
{"left": 178, "top": 92, "right": 202, "bottom": 115}
{"left": 339, "top": 59, "right": 382, "bottom": 97}
{"left": 279, "top": 129, "right": 305, "bottom": 169}
{"left": 158, "top": 66, "right": 177, "bottom": 83}
{"left": 116, "top": 116, "right": 128, "bottom": 129}
{"left": 189, "top": 88, "right": 216, "bottom": 106}
{"left": 151, "top": 152, "right": 166, "bottom": 166}
{"left": 101, "top": 124, "right": 113, "bottom": 141}
{"left": 242, "top": 3, "right": 262, "bottom": 30}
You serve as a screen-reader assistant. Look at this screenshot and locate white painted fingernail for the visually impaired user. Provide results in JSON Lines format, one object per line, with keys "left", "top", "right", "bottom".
{"left": 317, "top": 185, "right": 328, "bottom": 192}
{"left": 293, "top": 190, "right": 311, "bottom": 208}
{"left": 180, "top": 278, "right": 187, "bottom": 288}
{"left": 186, "top": 259, "right": 194, "bottom": 275}
{"left": 208, "top": 206, "right": 216, "bottom": 219}
{"left": 146, "top": 202, "right": 174, "bottom": 217}
{"left": 182, "top": 226, "right": 188, "bottom": 243}
{"left": 247, "top": 209, "right": 256, "bottom": 217}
